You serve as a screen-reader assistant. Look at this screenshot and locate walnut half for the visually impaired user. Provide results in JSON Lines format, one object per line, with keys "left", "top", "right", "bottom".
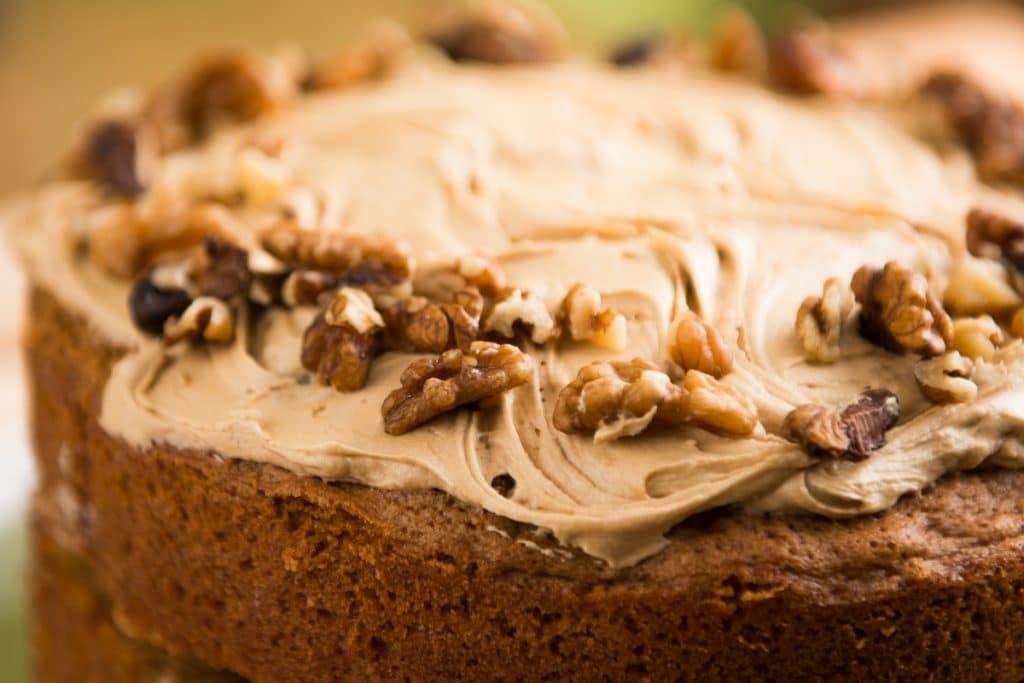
{"left": 381, "top": 342, "right": 532, "bottom": 435}
{"left": 783, "top": 389, "right": 900, "bottom": 461}
{"left": 301, "top": 288, "right": 384, "bottom": 391}
{"left": 851, "top": 262, "right": 953, "bottom": 357}
{"left": 552, "top": 359, "right": 757, "bottom": 443}
{"left": 560, "top": 284, "right": 627, "bottom": 351}
{"left": 914, "top": 352, "right": 977, "bottom": 404}
{"left": 796, "top": 277, "right": 853, "bottom": 363}
{"left": 668, "top": 311, "right": 733, "bottom": 378}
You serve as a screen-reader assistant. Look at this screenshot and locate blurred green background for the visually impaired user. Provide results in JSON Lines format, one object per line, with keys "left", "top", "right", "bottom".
{"left": 0, "top": 0, "right": 903, "bottom": 681}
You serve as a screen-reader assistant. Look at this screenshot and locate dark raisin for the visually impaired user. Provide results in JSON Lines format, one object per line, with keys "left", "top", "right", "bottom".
{"left": 129, "top": 278, "right": 192, "bottom": 335}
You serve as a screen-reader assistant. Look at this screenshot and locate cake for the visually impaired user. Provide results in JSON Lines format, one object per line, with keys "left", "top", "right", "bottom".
{"left": 13, "top": 2, "right": 1024, "bottom": 681}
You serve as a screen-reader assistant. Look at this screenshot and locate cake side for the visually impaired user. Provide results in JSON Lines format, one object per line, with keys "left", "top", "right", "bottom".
{"left": 27, "top": 284, "right": 1024, "bottom": 681}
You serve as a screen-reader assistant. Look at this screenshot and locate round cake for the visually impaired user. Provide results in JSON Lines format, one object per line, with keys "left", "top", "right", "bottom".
{"left": 13, "top": 2, "right": 1024, "bottom": 681}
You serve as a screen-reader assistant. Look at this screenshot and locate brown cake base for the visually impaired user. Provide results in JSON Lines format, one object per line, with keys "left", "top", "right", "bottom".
{"left": 25, "top": 284, "right": 1024, "bottom": 682}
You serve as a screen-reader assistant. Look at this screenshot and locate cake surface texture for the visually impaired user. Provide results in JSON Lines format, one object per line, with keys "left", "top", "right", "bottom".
{"left": 13, "top": 1, "right": 1024, "bottom": 680}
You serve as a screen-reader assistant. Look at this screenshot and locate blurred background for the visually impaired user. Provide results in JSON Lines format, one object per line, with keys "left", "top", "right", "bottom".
{"left": 0, "top": 0, "right": 1016, "bottom": 681}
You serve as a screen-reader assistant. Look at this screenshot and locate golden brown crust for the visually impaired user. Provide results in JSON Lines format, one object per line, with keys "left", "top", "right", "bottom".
{"left": 25, "top": 285, "right": 1024, "bottom": 681}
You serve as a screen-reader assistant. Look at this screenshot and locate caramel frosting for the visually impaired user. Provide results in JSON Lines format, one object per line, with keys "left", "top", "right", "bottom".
{"left": 11, "top": 57, "right": 1024, "bottom": 566}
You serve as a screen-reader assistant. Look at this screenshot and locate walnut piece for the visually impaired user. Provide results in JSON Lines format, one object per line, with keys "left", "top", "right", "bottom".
{"left": 560, "top": 284, "right": 628, "bottom": 351}
{"left": 82, "top": 119, "right": 155, "bottom": 197}
{"left": 943, "top": 256, "right": 1022, "bottom": 316}
{"left": 767, "top": 29, "right": 863, "bottom": 98}
{"left": 796, "top": 277, "right": 853, "bottom": 363}
{"left": 708, "top": 7, "right": 766, "bottom": 77}
{"left": 281, "top": 270, "right": 339, "bottom": 308}
{"left": 163, "top": 297, "right": 235, "bottom": 346}
{"left": 128, "top": 275, "right": 193, "bottom": 336}
{"left": 920, "top": 73, "right": 1024, "bottom": 182}
{"left": 783, "top": 389, "right": 900, "bottom": 461}
{"left": 552, "top": 359, "right": 757, "bottom": 442}
{"left": 951, "top": 315, "right": 1004, "bottom": 361}
{"left": 301, "top": 288, "right": 384, "bottom": 391}
{"left": 192, "top": 236, "right": 251, "bottom": 302}
{"left": 235, "top": 146, "right": 292, "bottom": 207}
{"left": 668, "top": 311, "right": 733, "bottom": 378}
{"left": 851, "top": 262, "right": 953, "bottom": 357}
{"left": 381, "top": 341, "right": 532, "bottom": 435}
{"left": 381, "top": 288, "right": 483, "bottom": 353}
{"left": 413, "top": 252, "right": 506, "bottom": 301}
{"left": 914, "top": 352, "right": 977, "bottom": 404}
{"left": 484, "top": 287, "right": 556, "bottom": 344}
{"left": 261, "top": 220, "right": 413, "bottom": 282}
{"left": 428, "top": 0, "right": 564, "bottom": 65}
{"left": 966, "top": 207, "right": 1024, "bottom": 274}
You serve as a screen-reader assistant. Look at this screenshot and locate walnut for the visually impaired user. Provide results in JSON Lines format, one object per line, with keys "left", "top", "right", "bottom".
{"left": 163, "top": 296, "right": 235, "bottom": 346}
{"left": 235, "top": 146, "right": 292, "bottom": 207}
{"left": 260, "top": 220, "right": 413, "bottom": 282}
{"left": 914, "top": 352, "right": 977, "bottom": 404}
{"left": 919, "top": 73, "right": 1024, "bottom": 182}
{"left": 851, "top": 262, "right": 953, "bottom": 357}
{"left": 708, "top": 7, "right": 766, "bottom": 77}
{"left": 381, "top": 341, "right": 532, "bottom": 435}
{"left": 552, "top": 359, "right": 757, "bottom": 442}
{"left": 281, "top": 270, "right": 339, "bottom": 308}
{"left": 783, "top": 389, "right": 900, "bottom": 461}
{"left": 428, "top": 0, "right": 565, "bottom": 65}
{"left": 381, "top": 288, "right": 483, "bottom": 353}
{"left": 951, "top": 315, "right": 1004, "bottom": 361}
{"left": 301, "top": 288, "right": 384, "bottom": 391}
{"left": 767, "top": 28, "right": 863, "bottom": 98}
{"left": 560, "top": 284, "right": 627, "bottom": 351}
{"left": 191, "top": 236, "right": 251, "bottom": 302}
{"left": 668, "top": 311, "right": 733, "bottom": 378}
{"left": 966, "top": 207, "right": 1024, "bottom": 274}
{"left": 414, "top": 253, "right": 506, "bottom": 301}
{"left": 484, "top": 287, "right": 556, "bottom": 344}
{"left": 796, "top": 277, "right": 853, "bottom": 363}
{"left": 307, "top": 22, "right": 410, "bottom": 90}
{"left": 943, "top": 256, "right": 1022, "bottom": 316}
{"left": 81, "top": 118, "right": 155, "bottom": 197}
{"left": 128, "top": 273, "right": 193, "bottom": 336}
{"left": 147, "top": 51, "right": 296, "bottom": 147}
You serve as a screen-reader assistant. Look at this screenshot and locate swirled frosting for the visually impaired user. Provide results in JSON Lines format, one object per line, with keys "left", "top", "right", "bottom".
{"left": 12, "top": 57, "right": 1024, "bottom": 566}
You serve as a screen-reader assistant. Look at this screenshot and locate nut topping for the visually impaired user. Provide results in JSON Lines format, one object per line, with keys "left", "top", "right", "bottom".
{"left": 381, "top": 342, "right": 532, "bottom": 435}
{"left": 261, "top": 220, "right": 412, "bottom": 281}
{"left": 668, "top": 311, "right": 733, "bottom": 378}
{"left": 82, "top": 119, "right": 154, "bottom": 197}
{"left": 851, "top": 262, "right": 953, "bottom": 357}
{"left": 163, "top": 297, "right": 235, "bottom": 346}
{"left": 128, "top": 276, "right": 193, "bottom": 336}
{"left": 951, "top": 315, "right": 1004, "bottom": 361}
{"left": 708, "top": 8, "right": 766, "bottom": 77}
{"left": 783, "top": 389, "right": 900, "bottom": 461}
{"left": 552, "top": 359, "right": 757, "bottom": 442}
{"left": 768, "top": 28, "right": 863, "bottom": 98}
{"left": 966, "top": 207, "right": 1024, "bottom": 274}
{"left": 281, "top": 270, "right": 339, "bottom": 308}
{"left": 796, "top": 277, "right": 853, "bottom": 363}
{"left": 192, "top": 236, "right": 251, "bottom": 302}
{"left": 484, "top": 287, "right": 556, "bottom": 344}
{"left": 560, "top": 284, "right": 628, "bottom": 351}
{"left": 943, "top": 256, "right": 1022, "bottom": 316}
{"left": 301, "top": 288, "right": 384, "bottom": 391}
{"left": 381, "top": 288, "right": 484, "bottom": 353}
{"left": 914, "top": 352, "right": 977, "bottom": 404}
{"left": 428, "top": 0, "right": 564, "bottom": 65}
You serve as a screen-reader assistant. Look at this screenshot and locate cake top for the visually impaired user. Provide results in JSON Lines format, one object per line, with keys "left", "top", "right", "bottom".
{"left": 11, "top": 1, "right": 1024, "bottom": 566}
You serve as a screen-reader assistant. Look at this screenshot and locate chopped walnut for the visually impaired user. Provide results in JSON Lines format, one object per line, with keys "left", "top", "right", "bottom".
{"left": 129, "top": 274, "right": 193, "bottom": 336}
{"left": 235, "top": 146, "right": 292, "bottom": 207}
{"left": 301, "top": 288, "right": 384, "bottom": 391}
{"left": 81, "top": 118, "right": 155, "bottom": 197}
{"left": 708, "top": 8, "right": 766, "bottom": 77}
{"left": 191, "top": 236, "right": 251, "bottom": 302}
{"left": 783, "top": 389, "right": 900, "bottom": 461}
{"left": 560, "top": 284, "right": 627, "bottom": 351}
{"left": 484, "top": 287, "right": 556, "bottom": 344}
{"left": 920, "top": 73, "right": 1024, "bottom": 182}
{"left": 966, "top": 207, "right": 1024, "bottom": 274}
{"left": 163, "top": 297, "right": 235, "bottom": 346}
{"left": 381, "top": 288, "right": 483, "bottom": 353}
{"left": 281, "top": 270, "right": 339, "bottom": 307}
{"left": 147, "top": 51, "right": 296, "bottom": 147}
{"left": 951, "top": 315, "right": 1004, "bottom": 361}
{"left": 428, "top": 0, "right": 565, "bottom": 65}
{"left": 668, "top": 311, "right": 733, "bottom": 378}
{"left": 851, "top": 262, "right": 953, "bottom": 357}
{"left": 414, "top": 252, "right": 506, "bottom": 301}
{"left": 381, "top": 341, "right": 532, "bottom": 435}
{"left": 943, "top": 256, "right": 1022, "bottom": 316}
{"left": 914, "top": 352, "right": 977, "bottom": 404}
{"left": 767, "top": 28, "right": 863, "bottom": 98}
{"left": 260, "top": 220, "right": 412, "bottom": 282}
{"left": 796, "top": 277, "right": 853, "bottom": 363}
{"left": 552, "top": 359, "right": 757, "bottom": 442}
